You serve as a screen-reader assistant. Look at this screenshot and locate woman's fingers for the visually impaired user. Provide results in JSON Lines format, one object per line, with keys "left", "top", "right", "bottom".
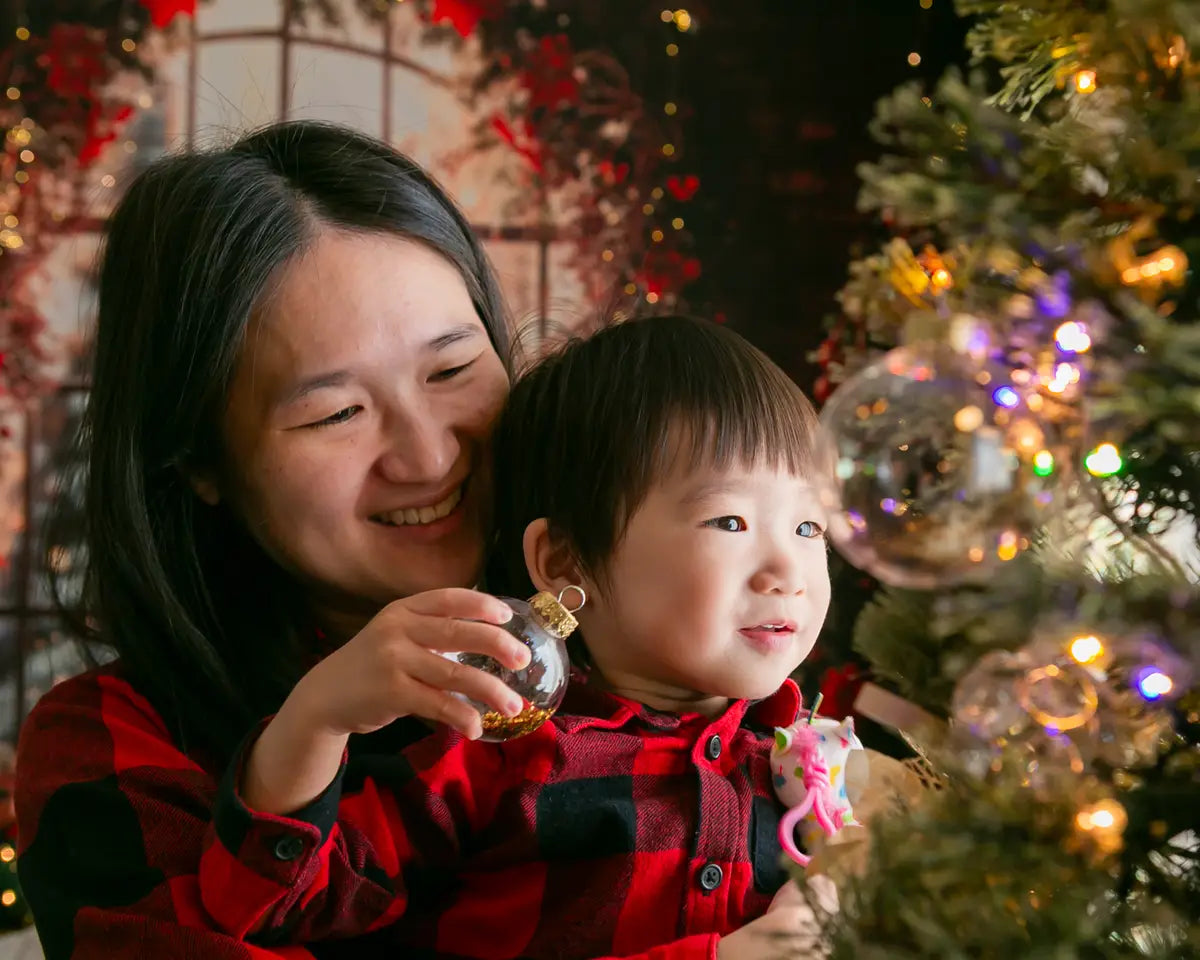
{"left": 388, "top": 590, "right": 529, "bottom": 670}
{"left": 397, "top": 588, "right": 513, "bottom": 624}
{"left": 406, "top": 648, "right": 525, "bottom": 721}
{"left": 403, "top": 683, "right": 486, "bottom": 741}
{"left": 422, "top": 616, "right": 531, "bottom": 671}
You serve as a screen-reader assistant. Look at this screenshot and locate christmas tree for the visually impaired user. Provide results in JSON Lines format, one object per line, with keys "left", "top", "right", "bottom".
{"left": 807, "top": 1, "right": 1200, "bottom": 956}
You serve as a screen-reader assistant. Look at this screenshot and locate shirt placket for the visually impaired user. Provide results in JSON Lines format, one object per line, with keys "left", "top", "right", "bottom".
{"left": 681, "top": 712, "right": 744, "bottom": 934}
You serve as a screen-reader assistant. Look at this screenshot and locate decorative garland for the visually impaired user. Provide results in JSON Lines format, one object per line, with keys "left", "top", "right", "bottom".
{"left": 0, "top": 0, "right": 702, "bottom": 403}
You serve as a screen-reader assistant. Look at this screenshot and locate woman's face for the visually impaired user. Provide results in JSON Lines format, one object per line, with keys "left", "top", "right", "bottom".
{"left": 208, "top": 228, "right": 509, "bottom": 629}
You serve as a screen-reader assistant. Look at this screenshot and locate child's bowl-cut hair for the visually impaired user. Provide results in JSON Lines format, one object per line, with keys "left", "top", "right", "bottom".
{"left": 491, "top": 314, "right": 826, "bottom": 596}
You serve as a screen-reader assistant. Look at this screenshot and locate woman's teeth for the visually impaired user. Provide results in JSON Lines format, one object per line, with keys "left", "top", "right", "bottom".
{"left": 377, "top": 485, "right": 463, "bottom": 526}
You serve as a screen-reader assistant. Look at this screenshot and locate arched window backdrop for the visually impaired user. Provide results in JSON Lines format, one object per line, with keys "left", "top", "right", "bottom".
{"left": 1, "top": 0, "right": 588, "bottom": 743}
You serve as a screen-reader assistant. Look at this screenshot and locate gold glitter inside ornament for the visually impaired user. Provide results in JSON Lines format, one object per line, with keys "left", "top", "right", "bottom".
{"left": 448, "top": 587, "right": 585, "bottom": 742}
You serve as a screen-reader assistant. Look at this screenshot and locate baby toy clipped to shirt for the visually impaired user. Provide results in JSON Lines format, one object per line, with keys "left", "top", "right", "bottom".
{"left": 772, "top": 696, "right": 866, "bottom": 867}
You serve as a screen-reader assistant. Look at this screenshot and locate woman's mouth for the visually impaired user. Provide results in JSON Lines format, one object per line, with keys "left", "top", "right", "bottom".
{"left": 372, "top": 482, "right": 465, "bottom": 527}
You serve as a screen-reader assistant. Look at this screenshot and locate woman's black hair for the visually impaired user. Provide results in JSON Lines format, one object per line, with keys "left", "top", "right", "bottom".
{"left": 50, "top": 120, "right": 510, "bottom": 762}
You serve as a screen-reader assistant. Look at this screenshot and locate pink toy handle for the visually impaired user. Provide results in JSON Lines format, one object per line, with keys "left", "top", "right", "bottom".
{"left": 778, "top": 793, "right": 816, "bottom": 866}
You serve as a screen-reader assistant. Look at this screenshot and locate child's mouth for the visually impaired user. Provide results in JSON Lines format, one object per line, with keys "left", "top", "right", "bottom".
{"left": 738, "top": 621, "right": 797, "bottom": 649}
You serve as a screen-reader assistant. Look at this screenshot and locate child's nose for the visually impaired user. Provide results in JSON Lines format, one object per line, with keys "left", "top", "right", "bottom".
{"left": 749, "top": 549, "right": 807, "bottom": 595}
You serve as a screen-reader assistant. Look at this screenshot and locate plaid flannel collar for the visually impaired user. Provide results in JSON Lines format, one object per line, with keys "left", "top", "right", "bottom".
{"left": 557, "top": 675, "right": 801, "bottom": 738}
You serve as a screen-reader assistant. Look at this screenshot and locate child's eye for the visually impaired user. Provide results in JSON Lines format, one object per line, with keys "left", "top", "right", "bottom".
{"left": 704, "top": 515, "right": 747, "bottom": 532}
{"left": 797, "top": 520, "right": 825, "bottom": 538}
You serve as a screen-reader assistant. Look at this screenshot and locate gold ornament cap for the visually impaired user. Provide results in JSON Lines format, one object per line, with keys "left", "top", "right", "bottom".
{"left": 528, "top": 587, "right": 584, "bottom": 639}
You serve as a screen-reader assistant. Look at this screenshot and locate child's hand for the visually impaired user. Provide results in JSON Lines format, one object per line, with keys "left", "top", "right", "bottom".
{"left": 242, "top": 589, "right": 531, "bottom": 816}
{"left": 294, "top": 588, "right": 531, "bottom": 739}
{"left": 716, "top": 877, "right": 838, "bottom": 960}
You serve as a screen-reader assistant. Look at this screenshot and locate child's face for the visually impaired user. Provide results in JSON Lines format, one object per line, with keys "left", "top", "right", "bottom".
{"left": 577, "top": 459, "right": 831, "bottom": 708}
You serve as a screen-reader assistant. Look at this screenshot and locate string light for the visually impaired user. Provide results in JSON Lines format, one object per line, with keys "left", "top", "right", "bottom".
{"left": 992, "top": 385, "right": 1020, "bottom": 409}
{"left": 651, "top": 229, "right": 664, "bottom": 242}
{"left": 1074, "top": 799, "right": 1127, "bottom": 854}
{"left": 1085, "top": 442, "right": 1123, "bottom": 477}
{"left": 122, "top": 38, "right": 136, "bottom": 52}
{"left": 642, "top": 203, "right": 654, "bottom": 215}
{"left": 651, "top": 187, "right": 664, "bottom": 199}
{"left": 0, "top": 846, "right": 13, "bottom": 863}
{"left": 0, "top": 891, "right": 14, "bottom": 907}
{"left": 1074, "top": 69, "right": 1097, "bottom": 93}
{"left": 664, "top": 102, "right": 677, "bottom": 116}
{"left": 1069, "top": 635, "right": 1104, "bottom": 665}
{"left": 5, "top": 87, "right": 19, "bottom": 100}
{"left": 953, "top": 404, "right": 984, "bottom": 432}
{"left": 601, "top": 249, "right": 614, "bottom": 262}
{"left": 996, "top": 529, "right": 1019, "bottom": 562}
{"left": 1046, "top": 361, "right": 1080, "bottom": 394}
{"left": 907, "top": 52, "right": 922, "bottom": 66}
{"left": 919, "top": 0, "right": 933, "bottom": 7}
{"left": 1032, "top": 449, "right": 1055, "bottom": 477}
{"left": 1007, "top": 417, "right": 1044, "bottom": 454}
{"left": 671, "top": 217, "right": 684, "bottom": 230}
{"left": 1076, "top": 802, "right": 1120, "bottom": 831}
{"left": 1135, "top": 668, "right": 1173, "bottom": 701}
{"left": 666, "top": 43, "right": 679, "bottom": 56}
{"left": 662, "top": 143, "right": 675, "bottom": 156}
{"left": 624, "top": 282, "right": 637, "bottom": 295}
{"left": 15, "top": 27, "right": 30, "bottom": 40}
{"left": 647, "top": 292, "right": 660, "bottom": 304}
{"left": 18, "top": 149, "right": 33, "bottom": 164}
{"left": 1054, "top": 320, "right": 1091, "bottom": 353}
{"left": 660, "top": 9, "right": 674, "bottom": 21}
{"left": 673, "top": 9, "right": 692, "bottom": 31}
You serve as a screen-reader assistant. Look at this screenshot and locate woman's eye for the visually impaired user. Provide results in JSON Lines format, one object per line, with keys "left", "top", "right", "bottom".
{"left": 797, "top": 520, "right": 825, "bottom": 539}
{"left": 429, "top": 359, "right": 477, "bottom": 383}
{"left": 310, "top": 405, "right": 362, "bottom": 427}
{"left": 704, "top": 515, "right": 747, "bottom": 532}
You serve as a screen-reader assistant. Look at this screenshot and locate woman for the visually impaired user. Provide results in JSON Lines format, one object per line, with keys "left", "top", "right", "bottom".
{"left": 15, "top": 120, "right": 533, "bottom": 959}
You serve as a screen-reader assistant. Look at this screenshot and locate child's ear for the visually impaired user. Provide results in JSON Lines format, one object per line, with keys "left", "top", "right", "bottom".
{"left": 522, "top": 518, "right": 582, "bottom": 596}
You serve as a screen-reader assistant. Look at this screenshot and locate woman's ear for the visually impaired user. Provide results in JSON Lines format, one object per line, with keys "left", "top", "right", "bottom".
{"left": 183, "top": 468, "right": 221, "bottom": 506}
{"left": 522, "top": 518, "right": 582, "bottom": 596}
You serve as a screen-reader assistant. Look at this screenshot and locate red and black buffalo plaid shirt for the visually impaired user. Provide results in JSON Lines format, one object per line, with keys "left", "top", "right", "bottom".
{"left": 17, "top": 665, "right": 799, "bottom": 960}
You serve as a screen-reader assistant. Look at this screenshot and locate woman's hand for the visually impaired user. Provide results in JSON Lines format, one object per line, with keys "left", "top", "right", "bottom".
{"left": 242, "top": 588, "right": 530, "bottom": 815}
{"left": 295, "top": 588, "right": 531, "bottom": 739}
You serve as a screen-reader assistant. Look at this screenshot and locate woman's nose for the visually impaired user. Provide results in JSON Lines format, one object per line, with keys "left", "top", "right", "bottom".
{"left": 376, "top": 404, "right": 460, "bottom": 483}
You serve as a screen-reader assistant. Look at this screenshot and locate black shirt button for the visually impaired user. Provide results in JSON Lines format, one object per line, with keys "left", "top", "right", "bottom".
{"left": 698, "top": 862, "right": 724, "bottom": 891}
{"left": 273, "top": 835, "right": 306, "bottom": 861}
{"left": 705, "top": 735, "right": 722, "bottom": 761}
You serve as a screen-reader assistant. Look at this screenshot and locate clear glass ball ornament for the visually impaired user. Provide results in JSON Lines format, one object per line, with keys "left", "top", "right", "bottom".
{"left": 446, "top": 587, "right": 583, "bottom": 742}
{"left": 817, "top": 341, "right": 1065, "bottom": 589}
{"left": 952, "top": 649, "right": 1036, "bottom": 742}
